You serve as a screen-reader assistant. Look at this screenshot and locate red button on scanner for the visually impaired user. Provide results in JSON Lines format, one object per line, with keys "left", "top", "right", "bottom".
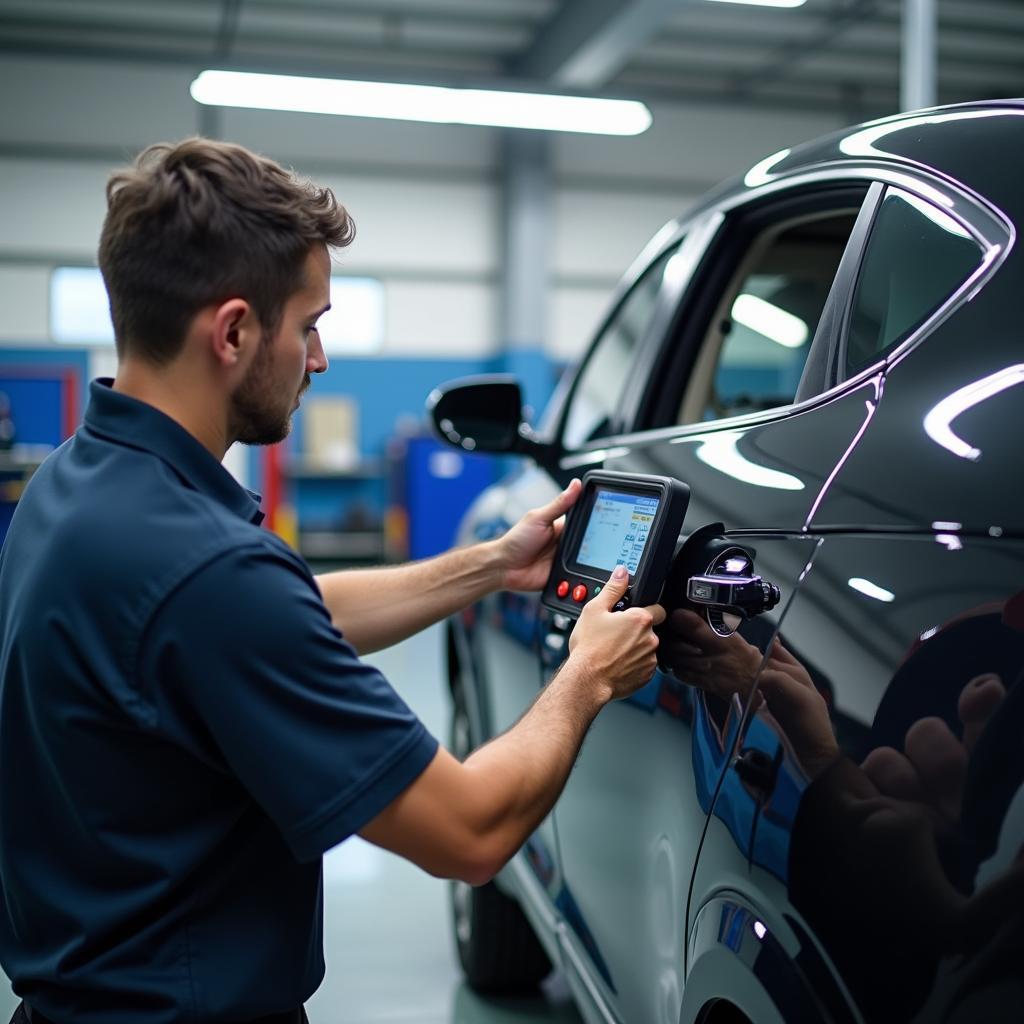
{"left": 572, "top": 584, "right": 588, "bottom": 603}
{"left": 556, "top": 580, "right": 570, "bottom": 599}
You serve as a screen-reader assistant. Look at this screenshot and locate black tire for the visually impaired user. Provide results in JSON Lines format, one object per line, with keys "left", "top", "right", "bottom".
{"left": 448, "top": 668, "right": 553, "bottom": 994}
{"left": 451, "top": 876, "right": 553, "bottom": 994}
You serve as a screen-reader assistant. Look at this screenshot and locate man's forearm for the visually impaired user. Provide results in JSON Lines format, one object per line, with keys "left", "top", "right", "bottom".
{"left": 458, "top": 655, "right": 610, "bottom": 868}
{"left": 315, "top": 541, "right": 504, "bottom": 654}
{"left": 359, "top": 653, "right": 609, "bottom": 884}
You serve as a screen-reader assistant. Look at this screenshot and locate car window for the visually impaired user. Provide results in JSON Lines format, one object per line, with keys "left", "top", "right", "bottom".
{"left": 562, "top": 244, "right": 680, "bottom": 449}
{"left": 677, "top": 210, "right": 859, "bottom": 424}
{"left": 844, "top": 188, "right": 985, "bottom": 376}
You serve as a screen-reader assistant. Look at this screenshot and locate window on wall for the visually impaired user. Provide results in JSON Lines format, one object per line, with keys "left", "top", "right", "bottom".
{"left": 318, "top": 276, "right": 385, "bottom": 355}
{"left": 49, "top": 269, "right": 386, "bottom": 354}
{"left": 50, "top": 267, "right": 114, "bottom": 345}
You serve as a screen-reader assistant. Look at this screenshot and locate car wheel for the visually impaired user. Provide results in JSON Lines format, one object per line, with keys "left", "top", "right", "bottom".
{"left": 448, "top": 674, "right": 552, "bottom": 994}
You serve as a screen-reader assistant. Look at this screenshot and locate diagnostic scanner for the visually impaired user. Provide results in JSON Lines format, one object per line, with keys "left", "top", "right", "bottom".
{"left": 542, "top": 470, "right": 690, "bottom": 618}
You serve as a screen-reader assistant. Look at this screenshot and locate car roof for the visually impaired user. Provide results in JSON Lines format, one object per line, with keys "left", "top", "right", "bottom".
{"left": 690, "top": 99, "right": 1024, "bottom": 223}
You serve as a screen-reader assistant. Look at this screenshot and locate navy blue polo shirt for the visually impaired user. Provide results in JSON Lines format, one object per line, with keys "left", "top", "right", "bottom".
{"left": 0, "top": 379, "right": 438, "bottom": 1023}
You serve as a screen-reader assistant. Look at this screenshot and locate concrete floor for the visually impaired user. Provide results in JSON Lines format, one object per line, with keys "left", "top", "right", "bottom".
{"left": 0, "top": 624, "right": 582, "bottom": 1024}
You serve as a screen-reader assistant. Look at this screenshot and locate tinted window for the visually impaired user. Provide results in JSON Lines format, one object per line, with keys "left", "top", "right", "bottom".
{"left": 562, "top": 245, "right": 678, "bottom": 448}
{"left": 845, "top": 188, "right": 983, "bottom": 376}
{"left": 678, "top": 211, "right": 858, "bottom": 423}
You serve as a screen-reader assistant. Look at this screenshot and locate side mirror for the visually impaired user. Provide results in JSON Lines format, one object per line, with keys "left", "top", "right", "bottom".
{"left": 426, "top": 375, "right": 551, "bottom": 462}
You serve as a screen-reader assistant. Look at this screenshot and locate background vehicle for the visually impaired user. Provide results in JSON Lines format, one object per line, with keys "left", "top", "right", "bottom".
{"left": 430, "top": 100, "right": 1024, "bottom": 1024}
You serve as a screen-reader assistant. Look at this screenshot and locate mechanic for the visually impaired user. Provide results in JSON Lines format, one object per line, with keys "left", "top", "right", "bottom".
{"left": 0, "top": 138, "right": 665, "bottom": 1024}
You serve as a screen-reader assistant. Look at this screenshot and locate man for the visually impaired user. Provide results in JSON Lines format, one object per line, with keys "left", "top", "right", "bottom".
{"left": 0, "top": 139, "right": 664, "bottom": 1023}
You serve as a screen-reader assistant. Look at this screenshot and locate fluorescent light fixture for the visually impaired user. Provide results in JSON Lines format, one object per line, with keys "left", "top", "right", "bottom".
{"left": 706, "top": 0, "right": 806, "bottom": 6}
{"left": 848, "top": 577, "right": 895, "bottom": 602}
{"left": 691, "top": 430, "right": 805, "bottom": 490}
{"left": 731, "top": 293, "right": 808, "bottom": 348}
{"left": 923, "top": 363, "right": 1024, "bottom": 461}
{"left": 191, "top": 70, "right": 652, "bottom": 136}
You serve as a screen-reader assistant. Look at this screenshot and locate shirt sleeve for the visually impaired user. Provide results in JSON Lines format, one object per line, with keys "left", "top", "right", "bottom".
{"left": 140, "top": 542, "right": 439, "bottom": 862}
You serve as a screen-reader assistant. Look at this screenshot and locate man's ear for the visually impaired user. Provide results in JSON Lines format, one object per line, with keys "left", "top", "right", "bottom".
{"left": 210, "top": 298, "right": 258, "bottom": 368}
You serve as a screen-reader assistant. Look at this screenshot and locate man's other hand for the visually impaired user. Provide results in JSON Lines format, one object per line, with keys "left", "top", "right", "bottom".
{"left": 498, "top": 478, "right": 582, "bottom": 592}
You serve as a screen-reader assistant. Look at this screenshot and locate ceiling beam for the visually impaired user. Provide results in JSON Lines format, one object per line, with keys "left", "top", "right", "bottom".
{"left": 513, "top": 0, "right": 688, "bottom": 88}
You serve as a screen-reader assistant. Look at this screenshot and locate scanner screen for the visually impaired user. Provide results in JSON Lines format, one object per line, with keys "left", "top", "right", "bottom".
{"left": 577, "top": 490, "right": 660, "bottom": 575}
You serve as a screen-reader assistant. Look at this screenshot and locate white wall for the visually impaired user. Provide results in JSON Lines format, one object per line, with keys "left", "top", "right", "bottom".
{"left": 0, "top": 54, "right": 845, "bottom": 363}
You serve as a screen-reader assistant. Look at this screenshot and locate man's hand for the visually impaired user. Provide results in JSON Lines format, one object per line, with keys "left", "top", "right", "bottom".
{"left": 498, "top": 478, "right": 582, "bottom": 592}
{"left": 568, "top": 566, "right": 666, "bottom": 703}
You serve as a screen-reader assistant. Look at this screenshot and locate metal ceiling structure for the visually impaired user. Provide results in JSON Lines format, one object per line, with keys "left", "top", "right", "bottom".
{"left": 0, "top": 0, "right": 1021, "bottom": 122}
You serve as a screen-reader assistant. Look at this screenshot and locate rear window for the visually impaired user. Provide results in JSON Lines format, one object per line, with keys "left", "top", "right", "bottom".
{"left": 845, "top": 188, "right": 984, "bottom": 376}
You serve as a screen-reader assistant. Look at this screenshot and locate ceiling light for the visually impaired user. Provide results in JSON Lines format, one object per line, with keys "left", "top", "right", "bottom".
{"left": 731, "top": 293, "right": 808, "bottom": 348}
{"left": 190, "top": 70, "right": 652, "bottom": 136}
{"left": 704, "top": 0, "right": 807, "bottom": 7}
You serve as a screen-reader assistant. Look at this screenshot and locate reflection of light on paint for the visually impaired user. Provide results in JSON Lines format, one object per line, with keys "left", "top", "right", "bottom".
{"left": 693, "top": 431, "right": 805, "bottom": 491}
{"left": 848, "top": 577, "right": 895, "bottom": 602}
{"left": 839, "top": 110, "right": 1021, "bottom": 169}
{"left": 924, "top": 364, "right": 1024, "bottom": 461}
{"left": 932, "top": 521, "right": 962, "bottom": 530}
{"left": 561, "top": 446, "right": 630, "bottom": 470}
{"left": 743, "top": 147, "right": 791, "bottom": 187}
{"left": 753, "top": 921, "right": 767, "bottom": 940}
{"left": 920, "top": 625, "right": 939, "bottom": 641}
{"left": 894, "top": 189, "right": 972, "bottom": 239}
{"left": 936, "top": 533, "right": 963, "bottom": 551}
{"left": 731, "top": 293, "right": 808, "bottom": 348}
{"left": 724, "top": 557, "right": 749, "bottom": 574}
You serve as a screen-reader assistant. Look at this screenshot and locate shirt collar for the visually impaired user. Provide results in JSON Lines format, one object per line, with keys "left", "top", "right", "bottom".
{"left": 83, "top": 378, "right": 265, "bottom": 526}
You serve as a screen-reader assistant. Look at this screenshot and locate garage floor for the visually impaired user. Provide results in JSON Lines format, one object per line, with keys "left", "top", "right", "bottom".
{"left": 0, "top": 624, "right": 582, "bottom": 1024}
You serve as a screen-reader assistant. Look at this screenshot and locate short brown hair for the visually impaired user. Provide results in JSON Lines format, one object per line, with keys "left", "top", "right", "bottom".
{"left": 98, "top": 138, "right": 354, "bottom": 363}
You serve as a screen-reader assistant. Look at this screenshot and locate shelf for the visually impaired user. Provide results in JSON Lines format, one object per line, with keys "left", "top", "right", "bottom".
{"left": 285, "top": 458, "right": 383, "bottom": 480}
{"left": 0, "top": 446, "right": 51, "bottom": 473}
{"left": 298, "top": 530, "right": 384, "bottom": 561}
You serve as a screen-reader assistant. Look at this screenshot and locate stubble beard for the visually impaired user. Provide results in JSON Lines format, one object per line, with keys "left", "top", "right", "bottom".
{"left": 231, "top": 340, "right": 310, "bottom": 446}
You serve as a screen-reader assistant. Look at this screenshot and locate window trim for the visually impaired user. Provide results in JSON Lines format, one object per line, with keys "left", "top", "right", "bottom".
{"left": 793, "top": 182, "right": 885, "bottom": 403}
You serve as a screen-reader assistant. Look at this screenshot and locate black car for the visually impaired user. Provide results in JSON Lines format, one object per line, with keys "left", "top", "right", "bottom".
{"left": 429, "top": 100, "right": 1024, "bottom": 1024}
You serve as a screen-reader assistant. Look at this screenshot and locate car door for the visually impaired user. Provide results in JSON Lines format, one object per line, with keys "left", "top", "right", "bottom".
{"left": 681, "top": 181, "right": 1015, "bottom": 1023}
{"left": 543, "top": 179, "right": 877, "bottom": 1024}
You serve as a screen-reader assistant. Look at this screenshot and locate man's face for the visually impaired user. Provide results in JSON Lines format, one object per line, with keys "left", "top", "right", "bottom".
{"left": 231, "top": 247, "right": 330, "bottom": 446}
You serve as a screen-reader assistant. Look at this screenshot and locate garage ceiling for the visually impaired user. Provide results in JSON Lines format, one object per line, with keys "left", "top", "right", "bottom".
{"left": 0, "top": 0, "right": 1022, "bottom": 121}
